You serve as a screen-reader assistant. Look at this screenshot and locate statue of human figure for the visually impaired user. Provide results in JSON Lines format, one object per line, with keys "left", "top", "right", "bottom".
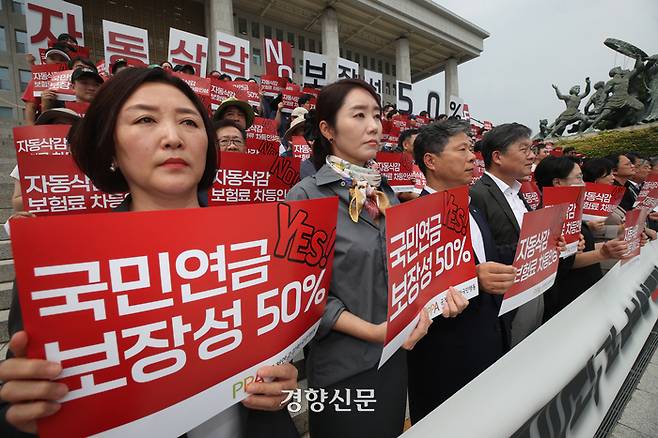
{"left": 642, "top": 54, "right": 658, "bottom": 123}
{"left": 533, "top": 119, "right": 549, "bottom": 140}
{"left": 588, "top": 57, "right": 645, "bottom": 130}
{"left": 547, "top": 77, "right": 591, "bottom": 137}
{"left": 584, "top": 81, "right": 607, "bottom": 116}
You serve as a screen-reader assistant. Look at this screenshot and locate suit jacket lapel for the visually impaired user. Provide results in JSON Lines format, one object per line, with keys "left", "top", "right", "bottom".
{"left": 481, "top": 174, "right": 520, "bottom": 234}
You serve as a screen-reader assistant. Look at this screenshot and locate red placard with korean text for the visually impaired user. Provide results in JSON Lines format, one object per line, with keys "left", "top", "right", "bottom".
{"left": 520, "top": 180, "right": 541, "bottom": 211}
{"left": 281, "top": 88, "right": 302, "bottom": 113}
{"left": 14, "top": 125, "right": 69, "bottom": 156}
{"left": 17, "top": 154, "right": 127, "bottom": 215}
{"left": 209, "top": 79, "right": 249, "bottom": 111}
{"left": 621, "top": 208, "right": 649, "bottom": 264}
{"left": 582, "top": 182, "right": 626, "bottom": 221}
{"left": 233, "top": 80, "right": 261, "bottom": 107}
{"left": 260, "top": 75, "right": 287, "bottom": 98}
{"left": 48, "top": 69, "right": 75, "bottom": 100}
{"left": 380, "top": 186, "right": 478, "bottom": 365}
{"left": 172, "top": 72, "right": 211, "bottom": 109}
{"left": 208, "top": 152, "right": 300, "bottom": 205}
{"left": 65, "top": 100, "right": 89, "bottom": 117}
{"left": 31, "top": 63, "right": 67, "bottom": 97}
{"left": 542, "top": 186, "right": 585, "bottom": 257}
{"left": 498, "top": 205, "right": 567, "bottom": 316}
{"left": 291, "top": 136, "right": 312, "bottom": 161}
{"left": 264, "top": 38, "right": 294, "bottom": 79}
{"left": 633, "top": 172, "right": 658, "bottom": 211}
{"left": 471, "top": 152, "right": 485, "bottom": 186}
{"left": 12, "top": 197, "right": 337, "bottom": 437}
{"left": 375, "top": 152, "right": 415, "bottom": 193}
{"left": 245, "top": 117, "right": 280, "bottom": 155}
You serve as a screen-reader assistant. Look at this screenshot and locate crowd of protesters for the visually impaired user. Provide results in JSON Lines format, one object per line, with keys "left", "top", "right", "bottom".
{"left": 1, "top": 33, "right": 657, "bottom": 438}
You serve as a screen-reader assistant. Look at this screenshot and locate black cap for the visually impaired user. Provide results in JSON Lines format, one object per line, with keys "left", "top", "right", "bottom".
{"left": 71, "top": 67, "right": 103, "bottom": 84}
{"left": 57, "top": 33, "right": 78, "bottom": 44}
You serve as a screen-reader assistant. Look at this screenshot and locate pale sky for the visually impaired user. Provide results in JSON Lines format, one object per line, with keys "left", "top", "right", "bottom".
{"left": 414, "top": 0, "right": 658, "bottom": 134}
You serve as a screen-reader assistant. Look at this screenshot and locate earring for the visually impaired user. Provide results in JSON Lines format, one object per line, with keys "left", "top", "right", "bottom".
{"left": 110, "top": 162, "right": 117, "bottom": 172}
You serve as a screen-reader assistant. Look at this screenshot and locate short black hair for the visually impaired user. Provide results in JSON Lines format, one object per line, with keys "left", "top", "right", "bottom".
{"left": 582, "top": 158, "right": 613, "bottom": 183}
{"left": 397, "top": 128, "right": 419, "bottom": 152}
{"left": 212, "top": 119, "right": 247, "bottom": 142}
{"left": 68, "top": 57, "right": 95, "bottom": 70}
{"left": 533, "top": 143, "right": 547, "bottom": 153}
{"left": 413, "top": 120, "right": 471, "bottom": 176}
{"left": 481, "top": 122, "right": 532, "bottom": 169}
{"left": 298, "top": 94, "right": 312, "bottom": 106}
{"left": 69, "top": 67, "right": 217, "bottom": 193}
{"left": 562, "top": 146, "right": 576, "bottom": 154}
{"left": 604, "top": 153, "right": 626, "bottom": 170}
{"left": 533, "top": 156, "right": 576, "bottom": 190}
{"left": 219, "top": 73, "right": 232, "bottom": 81}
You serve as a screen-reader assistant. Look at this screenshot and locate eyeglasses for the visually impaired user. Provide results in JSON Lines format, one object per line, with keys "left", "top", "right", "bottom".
{"left": 217, "top": 138, "right": 245, "bottom": 147}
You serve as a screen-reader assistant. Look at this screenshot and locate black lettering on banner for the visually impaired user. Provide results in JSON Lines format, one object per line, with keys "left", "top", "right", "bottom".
{"left": 511, "top": 265, "right": 658, "bottom": 438}
{"left": 397, "top": 82, "right": 413, "bottom": 114}
{"left": 426, "top": 91, "right": 441, "bottom": 118}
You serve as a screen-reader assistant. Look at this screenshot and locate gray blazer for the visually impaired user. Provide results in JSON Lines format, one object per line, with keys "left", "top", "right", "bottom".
{"left": 286, "top": 164, "right": 399, "bottom": 388}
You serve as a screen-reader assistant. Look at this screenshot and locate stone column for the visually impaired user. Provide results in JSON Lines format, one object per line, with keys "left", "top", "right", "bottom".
{"left": 206, "top": 0, "right": 235, "bottom": 72}
{"left": 321, "top": 7, "right": 340, "bottom": 82}
{"left": 395, "top": 37, "right": 411, "bottom": 83}
{"left": 444, "top": 57, "right": 459, "bottom": 114}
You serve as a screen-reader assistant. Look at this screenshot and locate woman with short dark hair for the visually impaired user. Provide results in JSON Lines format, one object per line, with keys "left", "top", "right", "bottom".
{"left": 288, "top": 79, "right": 466, "bottom": 438}
{"left": 0, "top": 68, "right": 299, "bottom": 438}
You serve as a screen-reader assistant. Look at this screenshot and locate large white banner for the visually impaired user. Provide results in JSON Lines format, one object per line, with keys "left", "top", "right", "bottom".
{"left": 26, "top": 0, "right": 84, "bottom": 59}
{"left": 216, "top": 32, "right": 250, "bottom": 80}
{"left": 403, "top": 240, "right": 658, "bottom": 438}
{"left": 397, "top": 81, "right": 442, "bottom": 117}
{"left": 102, "top": 20, "right": 149, "bottom": 68}
{"left": 303, "top": 51, "right": 329, "bottom": 88}
{"left": 168, "top": 28, "right": 208, "bottom": 77}
{"left": 336, "top": 57, "right": 359, "bottom": 80}
{"left": 363, "top": 69, "right": 383, "bottom": 104}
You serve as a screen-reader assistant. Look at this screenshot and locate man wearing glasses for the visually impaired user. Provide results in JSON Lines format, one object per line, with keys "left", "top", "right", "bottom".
{"left": 214, "top": 120, "right": 247, "bottom": 153}
{"left": 470, "top": 123, "right": 544, "bottom": 347}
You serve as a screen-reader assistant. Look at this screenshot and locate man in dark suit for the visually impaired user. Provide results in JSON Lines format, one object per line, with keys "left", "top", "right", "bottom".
{"left": 469, "top": 123, "right": 543, "bottom": 347}
{"left": 605, "top": 153, "right": 637, "bottom": 211}
{"left": 407, "top": 120, "right": 517, "bottom": 424}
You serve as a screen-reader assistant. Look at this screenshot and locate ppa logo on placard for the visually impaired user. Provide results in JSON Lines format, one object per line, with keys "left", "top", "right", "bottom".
{"left": 275, "top": 203, "right": 336, "bottom": 268}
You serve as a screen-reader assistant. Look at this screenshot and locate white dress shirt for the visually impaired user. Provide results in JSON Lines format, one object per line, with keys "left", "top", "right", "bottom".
{"left": 484, "top": 171, "right": 528, "bottom": 228}
{"left": 423, "top": 186, "right": 487, "bottom": 263}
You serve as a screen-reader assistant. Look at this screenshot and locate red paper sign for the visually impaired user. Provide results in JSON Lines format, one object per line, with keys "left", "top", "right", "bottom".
{"left": 498, "top": 205, "right": 567, "bottom": 316}
{"left": 31, "top": 63, "right": 67, "bottom": 97}
{"left": 264, "top": 38, "right": 294, "bottom": 79}
{"left": 281, "top": 88, "right": 302, "bottom": 113}
{"left": 634, "top": 172, "right": 658, "bottom": 211}
{"left": 375, "top": 152, "right": 416, "bottom": 192}
{"left": 543, "top": 186, "right": 585, "bottom": 257}
{"left": 291, "top": 136, "right": 312, "bottom": 161}
{"left": 621, "top": 208, "right": 649, "bottom": 263}
{"left": 245, "top": 117, "right": 280, "bottom": 155}
{"left": 471, "top": 152, "right": 485, "bottom": 185}
{"left": 233, "top": 80, "right": 261, "bottom": 107}
{"left": 172, "top": 72, "right": 211, "bottom": 108}
{"left": 17, "top": 154, "right": 126, "bottom": 215}
{"left": 381, "top": 186, "right": 478, "bottom": 365}
{"left": 14, "top": 125, "right": 70, "bottom": 156}
{"left": 209, "top": 79, "right": 249, "bottom": 111}
{"left": 582, "top": 182, "right": 626, "bottom": 221}
{"left": 259, "top": 74, "right": 287, "bottom": 98}
{"left": 520, "top": 180, "right": 541, "bottom": 211}
{"left": 208, "top": 152, "right": 300, "bottom": 205}
{"left": 48, "top": 69, "right": 75, "bottom": 100}
{"left": 12, "top": 198, "right": 337, "bottom": 437}
{"left": 64, "top": 101, "right": 89, "bottom": 117}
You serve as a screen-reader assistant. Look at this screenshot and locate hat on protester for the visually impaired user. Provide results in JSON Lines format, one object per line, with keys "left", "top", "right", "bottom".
{"left": 290, "top": 106, "right": 308, "bottom": 120}
{"left": 35, "top": 108, "right": 81, "bottom": 125}
{"left": 111, "top": 58, "right": 129, "bottom": 75}
{"left": 45, "top": 45, "right": 71, "bottom": 62}
{"left": 284, "top": 114, "right": 306, "bottom": 139}
{"left": 71, "top": 67, "right": 104, "bottom": 84}
{"left": 212, "top": 97, "right": 255, "bottom": 129}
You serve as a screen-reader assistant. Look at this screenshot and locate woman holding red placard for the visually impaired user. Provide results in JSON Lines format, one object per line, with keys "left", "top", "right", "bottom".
{"left": 0, "top": 68, "right": 299, "bottom": 438}
{"left": 286, "top": 79, "right": 467, "bottom": 438}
